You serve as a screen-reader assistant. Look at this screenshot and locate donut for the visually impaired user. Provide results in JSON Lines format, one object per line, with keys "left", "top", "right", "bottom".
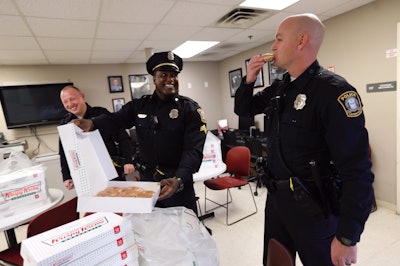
{"left": 261, "top": 53, "right": 274, "bottom": 62}
{"left": 96, "top": 186, "right": 154, "bottom": 198}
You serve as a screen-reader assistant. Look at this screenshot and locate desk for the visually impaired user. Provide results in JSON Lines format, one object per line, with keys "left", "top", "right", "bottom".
{"left": 0, "top": 188, "right": 64, "bottom": 247}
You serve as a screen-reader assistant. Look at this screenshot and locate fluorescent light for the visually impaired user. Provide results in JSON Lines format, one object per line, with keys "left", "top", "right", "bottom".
{"left": 173, "top": 41, "right": 219, "bottom": 58}
{"left": 239, "top": 0, "right": 299, "bottom": 10}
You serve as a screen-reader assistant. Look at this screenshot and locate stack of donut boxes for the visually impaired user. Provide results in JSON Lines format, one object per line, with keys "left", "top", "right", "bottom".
{"left": 20, "top": 123, "right": 160, "bottom": 265}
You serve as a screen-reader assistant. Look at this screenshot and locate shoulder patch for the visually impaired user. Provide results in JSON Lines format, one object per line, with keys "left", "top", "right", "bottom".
{"left": 197, "top": 108, "right": 207, "bottom": 123}
{"left": 337, "top": 91, "right": 363, "bottom": 118}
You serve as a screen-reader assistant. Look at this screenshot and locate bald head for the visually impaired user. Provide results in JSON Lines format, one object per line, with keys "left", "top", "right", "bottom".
{"left": 282, "top": 13, "right": 325, "bottom": 51}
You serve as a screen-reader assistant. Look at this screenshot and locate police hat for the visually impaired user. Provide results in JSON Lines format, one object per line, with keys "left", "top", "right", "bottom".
{"left": 146, "top": 51, "right": 183, "bottom": 75}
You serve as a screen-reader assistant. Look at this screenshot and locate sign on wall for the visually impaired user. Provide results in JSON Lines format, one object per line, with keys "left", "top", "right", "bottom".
{"left": 366, "top": 81, "right": 396, "bottom": 93}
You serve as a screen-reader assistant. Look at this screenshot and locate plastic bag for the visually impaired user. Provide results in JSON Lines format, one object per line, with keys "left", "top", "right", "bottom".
{"left": 124, "top": 207, "right": 219, "bottom": 266}
{"left": 0, "top": 149, "right": 36, "bottom": 176}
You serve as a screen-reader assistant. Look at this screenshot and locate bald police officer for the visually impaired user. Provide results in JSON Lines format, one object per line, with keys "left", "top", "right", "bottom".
{"left": 235, "top": 14, "right": 374, "bottom": 266}
{"left": 73, "top": 51, "right": 207, "bottom": 214}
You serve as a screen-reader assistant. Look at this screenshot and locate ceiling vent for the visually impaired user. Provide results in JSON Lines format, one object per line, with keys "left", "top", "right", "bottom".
{"left": 215, "top": 8, "right": 276, "bottom": 29}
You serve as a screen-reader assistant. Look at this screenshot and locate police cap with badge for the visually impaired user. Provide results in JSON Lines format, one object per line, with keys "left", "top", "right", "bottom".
{"left": 146, "top": 51, "right": 183, "bottom": 76}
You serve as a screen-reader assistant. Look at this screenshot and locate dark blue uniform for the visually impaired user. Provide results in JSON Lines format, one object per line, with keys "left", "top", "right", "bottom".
{"left": 59, "top": 104, "right": 134, "bottom": 182}
{"left": 235, "top": 61, "right": 374, "bottom": 266}
{"left": 92, "top": 92, "right": 207, "bottom": 214}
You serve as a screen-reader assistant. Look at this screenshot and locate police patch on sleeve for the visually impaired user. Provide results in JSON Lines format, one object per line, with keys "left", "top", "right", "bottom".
{"left": 197, "top": 108, "right": 207, "bottom": 123}
{"left": 337, "top": 91, "right": 363, "bottom": 118}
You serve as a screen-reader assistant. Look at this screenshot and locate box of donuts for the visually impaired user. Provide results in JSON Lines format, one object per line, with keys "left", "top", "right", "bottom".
{"left": 21, "top": 212, "right": 138, "bottom": 266}
{"left": 57, "top": 124, "right": 160, "bottom": 214}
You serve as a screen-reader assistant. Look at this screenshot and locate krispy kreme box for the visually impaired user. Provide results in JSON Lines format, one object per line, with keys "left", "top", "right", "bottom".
{"left": 57, "top": 124, "right": 160, "bottom": 213}
{"left": 21, "top": 212, "right": 134, "bottom": 266}
{"left": 0, "top": 165, "right": 49, "bottom": 217}
{"left": 97, "top": 245, "right": 139, "bottom": 266}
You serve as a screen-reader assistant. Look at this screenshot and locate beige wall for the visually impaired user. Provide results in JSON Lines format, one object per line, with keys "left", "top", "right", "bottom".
{"left": 218, "top": 0, "right": 399, "bottom": 207}
{"left": 0, "top": 62, "right": 223, "bottom": 157}
{"left": 0, "top": 0, "right": 398, "bottom": 206}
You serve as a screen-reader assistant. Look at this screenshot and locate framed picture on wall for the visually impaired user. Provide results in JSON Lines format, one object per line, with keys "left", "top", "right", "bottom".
{"left": 112, "top": 98, "right": 125, "bottom": 112}
{"left": 129, "top": 74, "right": 151, "bottom": 99}
{"left": 108, "top": 76, "right": 124, "bottom": 93}
{"left": 229, "top": 68, "right": 242, "bottom": 97}
{"left": 245, "top": 59, "right": 264, "bottom": 88}
{"left": 268, "top": 62, "right": 286, "bottom": 85}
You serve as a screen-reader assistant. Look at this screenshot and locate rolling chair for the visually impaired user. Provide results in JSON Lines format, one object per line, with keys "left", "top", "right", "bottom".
{"left": 203, "top": 146, "right": 257, "bottom": 225}
{"left": 0, "top": 197, "right": 79, "bottom": 266}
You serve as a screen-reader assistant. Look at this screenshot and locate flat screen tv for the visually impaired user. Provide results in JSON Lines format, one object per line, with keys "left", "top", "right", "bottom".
{"left": 0, "top": 82, "right": 73, "bottom": 129}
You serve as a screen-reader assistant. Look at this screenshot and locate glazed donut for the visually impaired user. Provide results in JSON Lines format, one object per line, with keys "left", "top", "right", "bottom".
{"left": 137, "top": 190, "right": 155, "bottom": 198}
{"left": 96, "top": 186, "right": 154, "bottom": 198}
{"left": 261, "top": 53, "right": 274, "bottom": 62}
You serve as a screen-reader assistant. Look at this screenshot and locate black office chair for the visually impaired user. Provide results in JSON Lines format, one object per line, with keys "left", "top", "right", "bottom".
{"left": 221, "top": 130, "right": 237, "bottom": 163}
{"left": 245, "top": 137, "right": 264, "bottom": 196}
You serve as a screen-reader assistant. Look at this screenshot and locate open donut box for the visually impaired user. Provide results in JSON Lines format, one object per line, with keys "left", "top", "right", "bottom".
{"left": 57, "top": 124, "right": 160, "bottom": 214}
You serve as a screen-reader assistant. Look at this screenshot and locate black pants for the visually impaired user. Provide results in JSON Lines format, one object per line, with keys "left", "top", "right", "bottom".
{"left": 140, "top": 173, "right": 198, "bottom": 216}
{"left": 263, "top": 188, "right": 338, "bottom": 266}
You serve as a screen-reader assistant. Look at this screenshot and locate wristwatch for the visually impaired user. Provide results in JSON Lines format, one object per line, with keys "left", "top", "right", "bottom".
{"left": 338, "top": 237, "right": 356, "bottom": 246}
{"left": 174, "top": 177, "right": 184, "bottom": 193}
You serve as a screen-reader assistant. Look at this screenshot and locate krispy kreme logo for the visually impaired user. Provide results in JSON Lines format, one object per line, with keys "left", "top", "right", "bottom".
{"left": 69, "top": 150, "right": 81, "bottom": 170}
{"left": 42, "top": 216, "right": 118, "bottom": 246}
{"left": 2, "top": 182, "right": 41, "bottom": 201}
{"left": 203, "top": 154, "right": 216, "bottom": 160}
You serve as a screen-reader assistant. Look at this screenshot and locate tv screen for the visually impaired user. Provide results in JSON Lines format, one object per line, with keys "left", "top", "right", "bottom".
{"left": 0, "top": 82, "right": 72, "bottom": 129}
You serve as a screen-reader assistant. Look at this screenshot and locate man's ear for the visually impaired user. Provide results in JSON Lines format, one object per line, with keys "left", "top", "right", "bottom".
{"left": 297, "top": 33, "right": 308, "bottom": 49}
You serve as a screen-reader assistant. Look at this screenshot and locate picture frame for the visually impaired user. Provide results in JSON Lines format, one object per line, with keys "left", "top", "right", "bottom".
{"left": 129, "top": 74, "right": 151, "bottom": 99}
{"left": 112, "top": 98, "right": 125, "bottom": 112}
{"left": 108, "top": 76, "right": 124, "bottom": 93}
{"left": 229, "top": 68, "right": 242, "bottom": 97}
{"left": 268, "top": 62, "right": 286, "bottom": 85}
{"left": 245, "top": 59, "right": 264, "bottom": 88}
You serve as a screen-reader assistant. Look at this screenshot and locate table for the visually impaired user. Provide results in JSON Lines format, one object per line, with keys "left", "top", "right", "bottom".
{"left": 0, "top": 188, "right": 64, "bottom": 247}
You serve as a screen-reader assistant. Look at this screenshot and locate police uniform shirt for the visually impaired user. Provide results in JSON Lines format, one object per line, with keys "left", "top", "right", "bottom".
{"left": 234, "top": 60, "right": 374, "bottom": 242}
{"left": 92, "top": 91, "right": 207, "bottom": 184}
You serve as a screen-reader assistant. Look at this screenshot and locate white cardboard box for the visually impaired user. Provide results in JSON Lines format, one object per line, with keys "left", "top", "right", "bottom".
{"left": 67, "top": 232, "right": 136, "bottom": 266}
{"left": 20, "top": 212, "right": 133, "bottom": 266}
{"left": 98, "top": 244, "right": 139, "bottom": 266}
{"left": 57, "top": 123, "right": 160, "bottom": 213}
{"left": 0, "top": 165, "right": 49, "bottom": 217}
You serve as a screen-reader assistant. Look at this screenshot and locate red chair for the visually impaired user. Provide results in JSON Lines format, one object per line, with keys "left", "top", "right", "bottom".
{"left": 0, "top": 197, "right": 79, "bottom": 265}
{"left": 267, "top": 238, "right": 295, "bottom": 266}
{"left": 203, "top": 146, "right": 257, "bottom": 225}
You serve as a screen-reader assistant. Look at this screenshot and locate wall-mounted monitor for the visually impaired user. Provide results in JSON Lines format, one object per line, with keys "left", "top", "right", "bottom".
{"left": 0, "top": 82, "right": 72, "bottom": 129}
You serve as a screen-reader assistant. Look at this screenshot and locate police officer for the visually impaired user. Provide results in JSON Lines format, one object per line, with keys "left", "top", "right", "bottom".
{"left": 73, "top": 51, "right": 207, "bottom": 214}
{"left": 234, "top": 14, "right": 374, "bottom": 266}
{"left": 59, "top": 85, "right": 135, "bottom": 190}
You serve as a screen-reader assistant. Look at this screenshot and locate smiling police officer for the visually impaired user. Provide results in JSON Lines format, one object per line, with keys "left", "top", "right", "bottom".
{"left": 73, "top": 51, "right": 207, "bottom": 215}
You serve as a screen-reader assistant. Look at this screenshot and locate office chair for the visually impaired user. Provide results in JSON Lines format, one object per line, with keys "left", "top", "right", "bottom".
{"left": 266, "top": 238, "right": 295, "bottom": 266}
{"left": 221, "top": 130, "right": 237, "bottom": 162}
{"left": 203, "top": 146, "right": 257, "bottom": 225}
{"left": 0, "top": 197, "right": 79, "bottom": 266}
{"left": 245, "top": 137, "right": 264, "bottom": 196}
